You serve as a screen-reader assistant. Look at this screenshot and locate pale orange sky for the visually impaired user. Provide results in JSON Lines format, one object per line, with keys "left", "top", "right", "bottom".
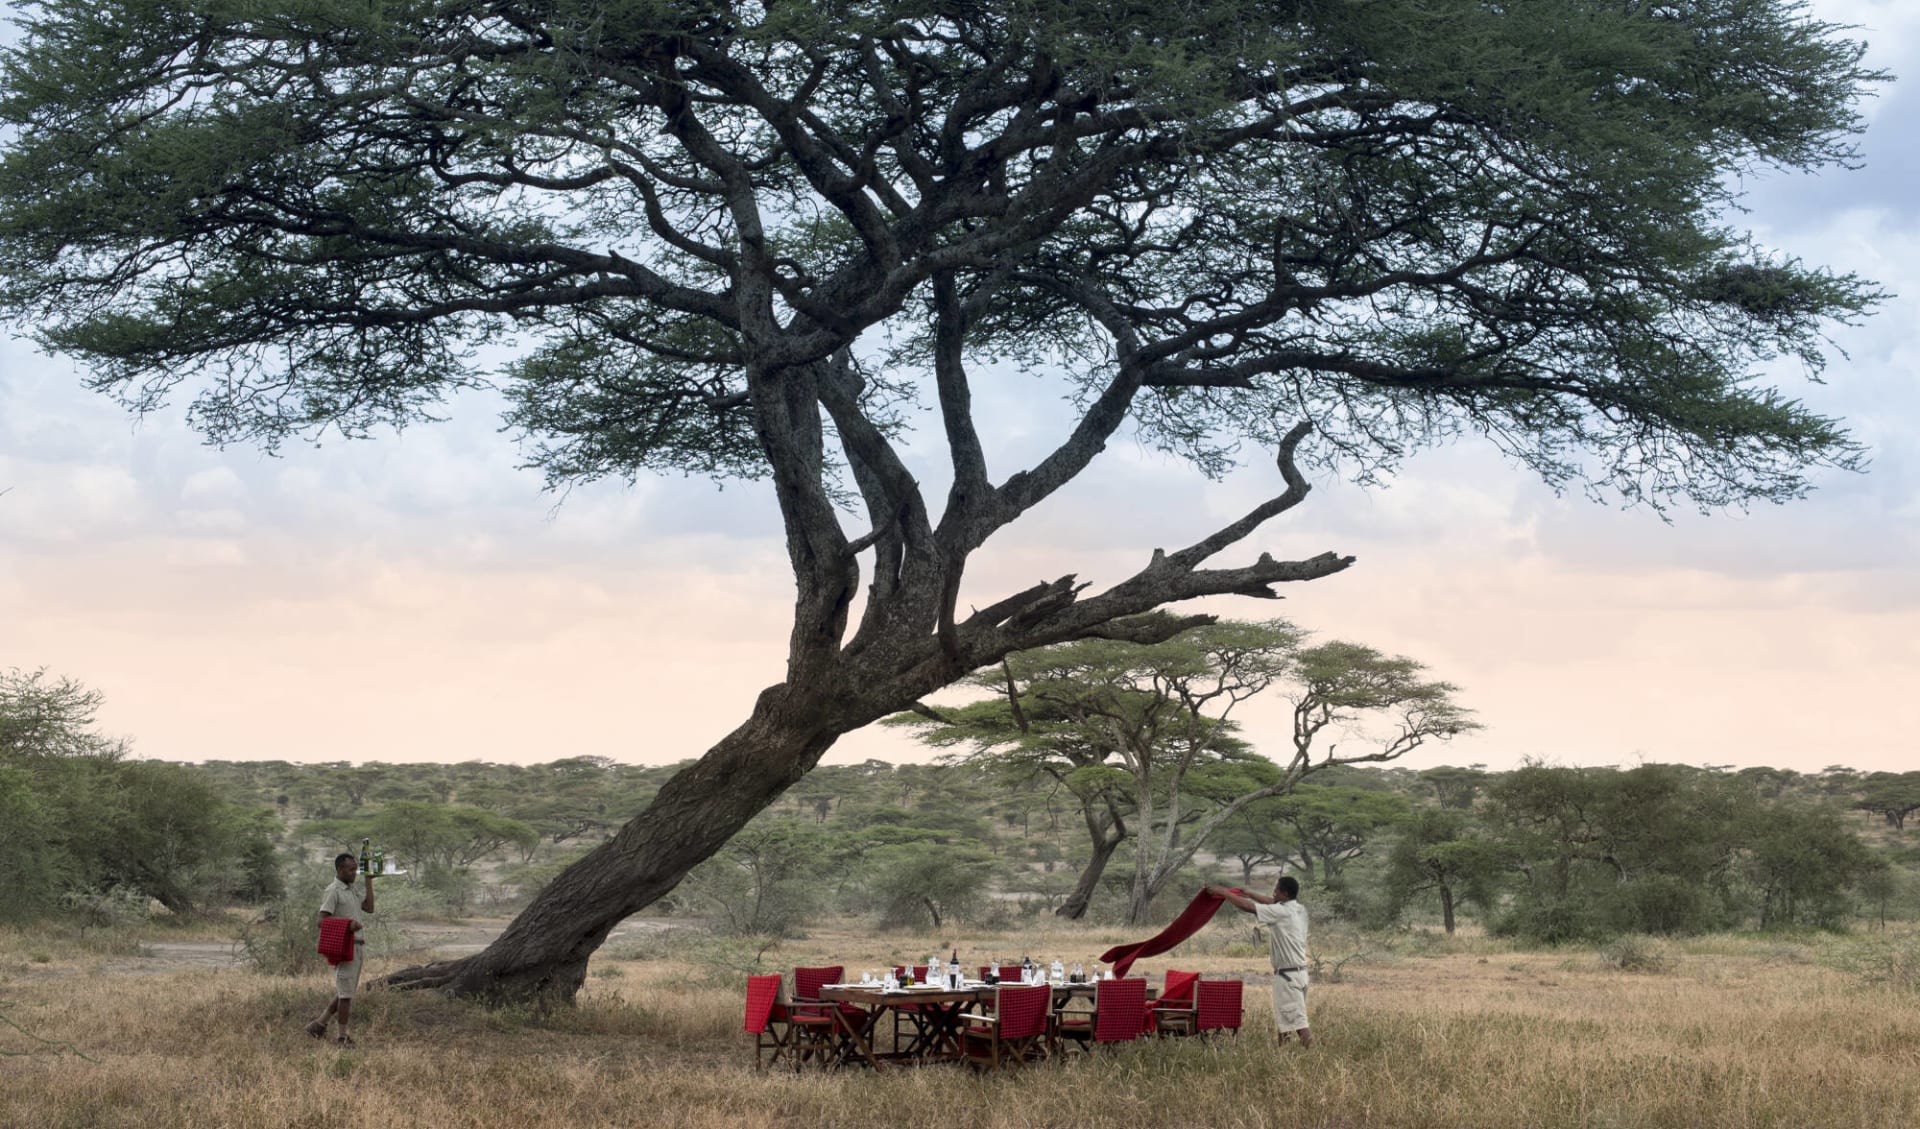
{"left": 3, "top": 0, "right": 1918, "bottom": 777}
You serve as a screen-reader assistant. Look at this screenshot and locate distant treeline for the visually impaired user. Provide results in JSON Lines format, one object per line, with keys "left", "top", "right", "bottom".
{"left": 5, "top": 665, "right": 1917, "bottom": 937}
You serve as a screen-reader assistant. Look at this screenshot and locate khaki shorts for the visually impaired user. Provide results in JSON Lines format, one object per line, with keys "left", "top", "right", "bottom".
{"left": 334, "top": 957, "right": 364, "bottom": 1000}
{"left": 1271, "top": 970, "right": 1309, "bottom": 1032}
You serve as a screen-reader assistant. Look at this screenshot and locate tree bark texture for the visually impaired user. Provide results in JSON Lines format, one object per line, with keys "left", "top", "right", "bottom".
{"left": 1055, "top": 819, "right": 1125, "bottom": 921}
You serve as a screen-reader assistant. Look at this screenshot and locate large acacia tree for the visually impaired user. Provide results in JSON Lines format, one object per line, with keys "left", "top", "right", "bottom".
{"left": 0, "top": 0, "right": 1881, "bottom": 1001}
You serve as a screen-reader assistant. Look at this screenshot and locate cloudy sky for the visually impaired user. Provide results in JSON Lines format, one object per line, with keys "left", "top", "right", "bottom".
{"left": 2, "top": 0, "right": 1916, "bottom": 776}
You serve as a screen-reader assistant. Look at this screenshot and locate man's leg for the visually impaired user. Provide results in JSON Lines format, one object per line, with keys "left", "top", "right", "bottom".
{"left": 307, "top": 998, "right": 337, "bottom": 1038}
{"left": 333, "top": 959, "right": 361, "bottom": 1044}
{"left": 1272, "top": 975, "right": 1310, "bottom": 1048}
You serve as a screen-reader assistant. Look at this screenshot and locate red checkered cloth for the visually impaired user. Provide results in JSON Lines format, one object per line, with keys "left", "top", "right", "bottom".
{"left": 1147, "top": 969, "right": 1200, "bottom": 1031}
{"left": 316, "top": 916, "right": 355, "bottom": 965}
{"left": 1097, "top": 889, "right": 1241, "bottom": 977}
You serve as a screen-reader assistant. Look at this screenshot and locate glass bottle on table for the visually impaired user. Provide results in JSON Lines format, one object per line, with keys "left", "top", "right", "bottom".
{"left": 947, "top": 948, "right": 961, "bottom": 989}
{"left": 1050, "top": 958, "right": 1065, "bottom": 984}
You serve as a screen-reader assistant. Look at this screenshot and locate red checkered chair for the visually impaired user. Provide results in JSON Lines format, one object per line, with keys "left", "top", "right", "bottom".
{"left": 788, "top": 965, "right": 848, "bottom": 1068}
{"left": 959, "top": 983, "right": 1052, "bottom": 1071}
{"left": 1051, "top": 976, "right": 1148, "bottom": 1054}
{"left": 1146, "top": 969, "right": 1201, "bottom": 1036}
{"left": 743, "top": 974, "right": 794, "bottom": 1070}
{"left": 1195, "top": 978, "right": 1244, "bottom": 1037}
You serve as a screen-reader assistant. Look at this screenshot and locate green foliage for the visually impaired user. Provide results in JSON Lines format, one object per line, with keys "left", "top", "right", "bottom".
{"left": 367, "top": 802, "right": 539, "bottom": 871}
{"left": 1743, "top": 802, "right": 1875, "bottom": 930}
{"left": 1384, "top": 809, "right": 1503, "bottom": 934}
{"left": 860, "top": 841, "right": 1002, "bottom": 931}
{"left": 0, "top": 668, "right": 282, "bottom": 917}
{"left": 676, "top": 821, "right": 836, "bottom": 937}
{"left": 1826, "top": 934, "right": 1920, "bottom": 993}
{"left": 236, "top": 881, "right": 330, "bottom": 978}
{"left": 0, "top": 0, "right": 1885, "bottom": 508}
{"left": 1484, "top": 761, "right": 1882, "bottom": 941}
{"left": 1855, "top": 772, "right": 1920, "bottom": 831}
{"left": 1598, "top": 935, "right": 1677, "bottom": 975}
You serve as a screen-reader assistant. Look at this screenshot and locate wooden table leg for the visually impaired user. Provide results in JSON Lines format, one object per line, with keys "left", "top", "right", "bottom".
{"left": 832, "top": 1006, "right": 886, "bottom": 1071}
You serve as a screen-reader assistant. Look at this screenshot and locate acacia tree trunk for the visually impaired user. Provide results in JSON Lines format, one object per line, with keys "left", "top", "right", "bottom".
{"left": 1056, "top": 812, "right": 1126, "bottom": 920}
{"left": 1440, "top": 883, "right": 1456, "bottom": 935}
{"left": 382, "top": 683, "right": 846, "bottom": 1001}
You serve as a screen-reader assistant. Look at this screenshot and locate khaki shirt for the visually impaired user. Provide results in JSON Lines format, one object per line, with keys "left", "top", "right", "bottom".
{"left": 1253, "top": 899, "right": 1308, "bottom": 971}
{"left": 319, "top": 878, "right": 367, "bottom": 937}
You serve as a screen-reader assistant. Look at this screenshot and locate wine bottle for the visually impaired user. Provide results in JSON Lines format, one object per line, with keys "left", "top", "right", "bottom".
{"left": 359, "top": 838, "right": 371, "bottom": 877}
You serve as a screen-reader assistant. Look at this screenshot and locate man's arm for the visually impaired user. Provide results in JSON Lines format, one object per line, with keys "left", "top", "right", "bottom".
{"left": 1203, "top": 885, "right": 1260, "bottom": 915}
{"left": 360, "top": 874, "right": 375, "bottom": 915}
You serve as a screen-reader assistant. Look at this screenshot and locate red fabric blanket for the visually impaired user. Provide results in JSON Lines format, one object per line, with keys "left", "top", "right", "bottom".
{"left": 1098, "top": 889, "right": 1241, "bottom": 978}
{"left": 317, "top": 916, "right": 355, "bottom": 965}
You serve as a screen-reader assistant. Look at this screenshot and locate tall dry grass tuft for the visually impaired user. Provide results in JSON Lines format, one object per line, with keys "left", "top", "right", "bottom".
{"left": 2, "top": 922, "right": 1919, "bottom": 1127}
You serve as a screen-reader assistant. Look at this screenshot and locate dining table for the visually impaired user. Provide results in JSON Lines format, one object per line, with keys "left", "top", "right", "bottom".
{"left": 814, "top": 979, "right": 1155, "bottom": 1071}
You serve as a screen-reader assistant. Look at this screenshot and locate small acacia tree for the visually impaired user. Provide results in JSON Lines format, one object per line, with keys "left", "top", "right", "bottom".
{"left": 0, "top": 0, "right": 1883, "bottom": 1002}
{"left": 894, "top": 618, "right": 1475, "bottom": 922}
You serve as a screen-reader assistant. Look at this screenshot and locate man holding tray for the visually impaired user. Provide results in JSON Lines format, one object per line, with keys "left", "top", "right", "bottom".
{"left": 308, "top": 852, "right": 376, "bottom": 1046}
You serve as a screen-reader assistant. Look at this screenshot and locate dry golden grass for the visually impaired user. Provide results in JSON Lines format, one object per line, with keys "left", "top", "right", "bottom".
{"left": 3, "top": 920, "right": 1917, "bottom": 1129}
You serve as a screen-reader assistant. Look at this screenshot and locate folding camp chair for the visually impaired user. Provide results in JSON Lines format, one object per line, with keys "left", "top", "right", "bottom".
{"left": 789, "top": 965, "right": 848, "bottom": 1069}
{"left": 959, "top": 983, "right": 1052, "bottom": 1071}
{"left": 1195, "top": 978, "right": 1244, "bottom": 1037}
{"left": 1146, "top": 969, "right": 1201, "bottom": 1036}
{"left": 1051, "top": 976, "right": 1147, "bottom": 1054}
{"left": 743, "top": 974, "right": 794, "bottom": 1070}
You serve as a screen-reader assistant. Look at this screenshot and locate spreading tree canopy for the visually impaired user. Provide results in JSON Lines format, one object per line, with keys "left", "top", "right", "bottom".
{"left": 0, "top": 0, "right": 1883, "bottom": 1002}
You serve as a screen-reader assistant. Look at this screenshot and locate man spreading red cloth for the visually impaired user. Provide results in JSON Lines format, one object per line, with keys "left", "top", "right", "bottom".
{"left": 1098, "top": 888, "right": 1241, "bottom": 978}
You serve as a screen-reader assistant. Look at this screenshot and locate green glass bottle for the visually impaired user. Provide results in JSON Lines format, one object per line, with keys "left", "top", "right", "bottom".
{"left": 359, "top": 838, "right": 371, "bottom": 876}
{"left": 372, "top": 844, "right": 385, "bottom": 876}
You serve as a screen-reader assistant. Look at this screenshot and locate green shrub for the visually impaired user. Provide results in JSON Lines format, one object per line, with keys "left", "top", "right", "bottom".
{"left": 236, "top": 889, "right": 328, "bottom": 977}
{"left": 1827, "top": 934, "right": 1920, "bottom": 992}
{"left": 1599, "top": 934, "right": 1676, "bottom": 974}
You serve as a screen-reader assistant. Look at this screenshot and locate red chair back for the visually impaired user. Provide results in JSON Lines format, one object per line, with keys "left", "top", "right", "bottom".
{"left": 1196, "top": 979, "right": 1243, "bottom": 1032}
{"left": 1091, "top": 977, "right": 1148, "bottom": 1042}
{"left": 1156, "top": 969, "right": 1199, "bottom": 1006}
{"left": 994, "top": 983, "right": 1052, "bottom": 1039}
{"left": 793, "top": 966, "right": 842, "bottom": 998}
{"left": 744, "top": 974, "right": 783, "bottom": 1033}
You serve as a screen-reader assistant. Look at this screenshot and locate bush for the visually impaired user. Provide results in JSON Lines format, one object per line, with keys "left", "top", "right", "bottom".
{"left": 1494, "top": 897, "right": 1606, "bottom": 945}
{"left": 1827, "top": 934, "right": 1920, "bottom": 992}
{"left": 368, "top": 877, "right": 464, "bottom": 922}
{"left": 59, "top": 886, "right": 152, "bottom": 933}
{"left": 1599, "top": 874, "right": 1722, "bottom": 936}
{"left": 237, "top": 884, "right": 329, "bottom": 977}
{"left": 1598, "top": 934, "right": 1676, "bottom": 974}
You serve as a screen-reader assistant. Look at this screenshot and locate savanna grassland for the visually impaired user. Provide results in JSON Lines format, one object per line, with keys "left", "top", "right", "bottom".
{"left": 3, "top": 919, "right": 1917, "bottom": 1129}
